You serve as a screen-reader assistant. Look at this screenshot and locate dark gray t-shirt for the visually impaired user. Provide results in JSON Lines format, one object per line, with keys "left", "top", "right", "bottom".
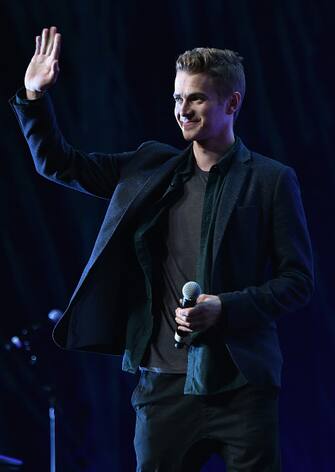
{"left": 140, "top": 163, "right": 208, "bottom": 373}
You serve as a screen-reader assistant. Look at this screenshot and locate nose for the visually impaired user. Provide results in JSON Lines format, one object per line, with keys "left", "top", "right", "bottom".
{"left": 179, "top": 100, "right": 193, "bottom": 119}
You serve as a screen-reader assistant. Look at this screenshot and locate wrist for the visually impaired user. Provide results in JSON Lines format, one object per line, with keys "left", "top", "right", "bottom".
{"left": 25, "top": 89, "right": 45, "bottom": 100}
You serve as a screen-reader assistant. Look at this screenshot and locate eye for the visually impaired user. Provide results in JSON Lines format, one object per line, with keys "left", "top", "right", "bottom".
{"left": 192, "top": 96, "right": 205, "bottom": 103}
{"left": 174, "top": 96, "right": 182, "bottom": 104}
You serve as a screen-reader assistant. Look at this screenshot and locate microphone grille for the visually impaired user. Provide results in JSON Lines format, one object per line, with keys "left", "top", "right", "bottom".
{"left": 182, "top": 281, "right": 201, "bottom": 302}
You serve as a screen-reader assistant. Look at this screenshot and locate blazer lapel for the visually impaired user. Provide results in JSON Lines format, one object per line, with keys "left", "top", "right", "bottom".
{"left": 101, "top": 143, "right": 191, "bottom": 248}
{"left": 69, "top": 144, "right": 192, "bottom": 304}
{"left": 212, "top": 142, "right": 251, "bottom": 265}
{"left": 125, "top": 144, "right": 192, "bottom": 217}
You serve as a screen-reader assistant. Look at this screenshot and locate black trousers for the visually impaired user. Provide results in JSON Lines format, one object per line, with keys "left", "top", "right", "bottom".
{"left": 131, "top": 371, "right": 281, "bottom": 472}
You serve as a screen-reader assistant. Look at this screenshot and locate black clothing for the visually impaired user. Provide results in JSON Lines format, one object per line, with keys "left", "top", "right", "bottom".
{"left": 10, "top": 88, "right": 313, "bottom": 471}
{"left": 10, "top": 90, "right": 314, "bottom": 395}
{"left": 131, "top": 371, "right": 281, "bottom": 472}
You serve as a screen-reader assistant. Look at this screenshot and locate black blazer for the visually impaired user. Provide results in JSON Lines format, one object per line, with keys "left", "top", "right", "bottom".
{"left": 10, "top": 91, "right": 314, "bottom": 389}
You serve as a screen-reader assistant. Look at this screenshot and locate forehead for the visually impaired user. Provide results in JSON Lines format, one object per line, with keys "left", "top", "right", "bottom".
{"left": 174, "top": 71, "right": 217, "bottom": 96}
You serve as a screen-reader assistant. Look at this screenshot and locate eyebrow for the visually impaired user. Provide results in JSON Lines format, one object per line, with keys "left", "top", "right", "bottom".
{"left": 173, "top": 92, "right": 208, "bottom": 100}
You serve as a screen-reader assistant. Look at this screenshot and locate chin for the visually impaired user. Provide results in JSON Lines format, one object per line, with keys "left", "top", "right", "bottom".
{"left": 182, "top": 134, "right": 194, "bottom": 142}
{"left": 182, "top": 130, "right": 201, "bottom": 142}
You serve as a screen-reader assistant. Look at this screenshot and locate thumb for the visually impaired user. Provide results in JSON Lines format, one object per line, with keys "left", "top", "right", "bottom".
{"left": 196, "top": 293, "right": 209, "bottom": 304}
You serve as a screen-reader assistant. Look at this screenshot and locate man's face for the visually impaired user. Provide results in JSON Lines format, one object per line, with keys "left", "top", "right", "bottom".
{"left": 173, "top": 71, "right": 231, "bottom": 144}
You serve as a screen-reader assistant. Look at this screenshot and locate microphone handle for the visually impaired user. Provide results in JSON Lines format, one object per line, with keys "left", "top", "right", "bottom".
{"left": 174, "top": 297, "right": 195, "bottom": 349}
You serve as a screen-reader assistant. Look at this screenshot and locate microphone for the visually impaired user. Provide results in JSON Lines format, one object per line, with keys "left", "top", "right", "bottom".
{"left": 174, "top": 281, "right": 202, "bottom": 349}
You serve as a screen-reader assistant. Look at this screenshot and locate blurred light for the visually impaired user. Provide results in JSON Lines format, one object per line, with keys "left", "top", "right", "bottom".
{"left": 30, "top": 355, "right": 37, "bottom": 365}
{"left": 48, "top": 309, "right": 63, "bottom": 323}
{"left": 10, "top": 336, "right": 23, "bottom": 349}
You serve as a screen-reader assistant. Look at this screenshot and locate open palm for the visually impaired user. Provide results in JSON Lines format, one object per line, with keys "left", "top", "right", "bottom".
{"left": 24, "top": 26, "right": 61, "bottom": 93}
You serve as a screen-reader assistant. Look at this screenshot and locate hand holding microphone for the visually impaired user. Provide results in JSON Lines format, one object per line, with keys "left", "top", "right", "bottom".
{"left": 174, "top": 281, "right": 202, "bottom": 349}
{"left": 174, "top": 282, "right": 223, "bottom": 348}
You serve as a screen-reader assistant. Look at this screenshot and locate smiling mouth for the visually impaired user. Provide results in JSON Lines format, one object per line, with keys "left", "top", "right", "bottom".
{"left": 181, "top": 120, "right": 199, "bottom": 129}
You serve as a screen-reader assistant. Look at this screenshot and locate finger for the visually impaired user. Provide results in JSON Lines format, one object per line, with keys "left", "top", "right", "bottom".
{"left": 40, "top": 28, "right": 49, "bottom": 54}
{"left": 175, "top": 312, "right": 205, "bottom": 331}
{"left": 177, "top": 326, "right": 193, "bottom": 333}
{"left": 34, "top": 35, "right": 41, "bottom": 56}
{"left": 46, "top": 26, "right": 57, "bottom": 55}
{"left": 41, "top": 28, "right": 50, "bottom": 54}
{"left": 175, "top": 315, "right": 190, "bottom": 327}
{"left": 50, "top": 33, "right": 61, "bottom": 61}
{"left": 175, "top": 307, "right": 188, "bottom": 317}
{"left": 181, "top": 304, "right": 202, "bottom": 318}
{"left": 176, "top": 306, "right": 203, "bottom": 325}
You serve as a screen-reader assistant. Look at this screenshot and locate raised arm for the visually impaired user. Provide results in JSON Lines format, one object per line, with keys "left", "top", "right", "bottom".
{"left": 11, "top": 27, "right": 136, "bottom": 199}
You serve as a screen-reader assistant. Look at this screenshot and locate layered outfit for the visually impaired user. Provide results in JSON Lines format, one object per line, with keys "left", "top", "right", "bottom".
{"left": 10, "top": 89, "right": 314, "bottom": 471}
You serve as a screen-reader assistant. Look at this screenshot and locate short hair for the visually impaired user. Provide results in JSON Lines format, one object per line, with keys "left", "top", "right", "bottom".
{"left": 175, "top": 47, "right": 246, "bottom": 120}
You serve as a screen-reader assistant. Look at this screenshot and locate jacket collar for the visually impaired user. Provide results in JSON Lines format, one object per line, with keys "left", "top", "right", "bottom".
{"left": 212, "top": 139, "right": 252, "bottom": 266}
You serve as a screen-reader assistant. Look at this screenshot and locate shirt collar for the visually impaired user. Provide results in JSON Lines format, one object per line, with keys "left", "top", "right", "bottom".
{"left": 172, "top": 144, "right": 194, "bottom": 183}
{"left": 208, "top": 136, "right": 240, "bottom": 175}
{"left": 173, "top": 136, "right": 240, "bottom": 181}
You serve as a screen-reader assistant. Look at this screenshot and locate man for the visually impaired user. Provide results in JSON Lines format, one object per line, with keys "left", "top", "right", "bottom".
{"left": 10, "top": 26, "right": 314, "bottom": 471}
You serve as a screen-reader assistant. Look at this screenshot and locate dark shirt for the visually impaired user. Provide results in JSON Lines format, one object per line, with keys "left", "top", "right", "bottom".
{"left": 140, "top": 161, "right": 207, "bottom": 373}
{"left": 135, "top": 140, "right": 247, "bottom": 390}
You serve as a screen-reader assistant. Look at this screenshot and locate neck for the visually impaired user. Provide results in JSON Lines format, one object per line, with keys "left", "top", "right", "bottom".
{"left": 192, "top": 132, "right": 235, "bottom": 171}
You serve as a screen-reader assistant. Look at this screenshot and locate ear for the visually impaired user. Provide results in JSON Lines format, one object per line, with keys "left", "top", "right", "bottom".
{"left": 226, "top": 91, "right": 241, "bottom": 115}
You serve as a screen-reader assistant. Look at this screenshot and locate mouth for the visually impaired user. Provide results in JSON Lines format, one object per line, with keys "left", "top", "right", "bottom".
{"left": 180, "top": 120, "right": 199, "bottom": 129}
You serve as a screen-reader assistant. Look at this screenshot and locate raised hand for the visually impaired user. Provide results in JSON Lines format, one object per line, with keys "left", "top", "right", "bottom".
{"left": 24, "top": 26, "right": 61, "bottom": 98}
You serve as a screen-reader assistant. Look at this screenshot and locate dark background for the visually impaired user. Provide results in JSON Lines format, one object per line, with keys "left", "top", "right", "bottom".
{"left": 1, "top": 0, "right": 334, "bottom": 470}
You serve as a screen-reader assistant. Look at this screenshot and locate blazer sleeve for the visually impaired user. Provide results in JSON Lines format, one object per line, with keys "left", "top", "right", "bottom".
{"left": 9, "top": 89, "right": 136, "bottom": 199}
{"left": 218, "top": 166, "right": 314, "bottom": 334}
